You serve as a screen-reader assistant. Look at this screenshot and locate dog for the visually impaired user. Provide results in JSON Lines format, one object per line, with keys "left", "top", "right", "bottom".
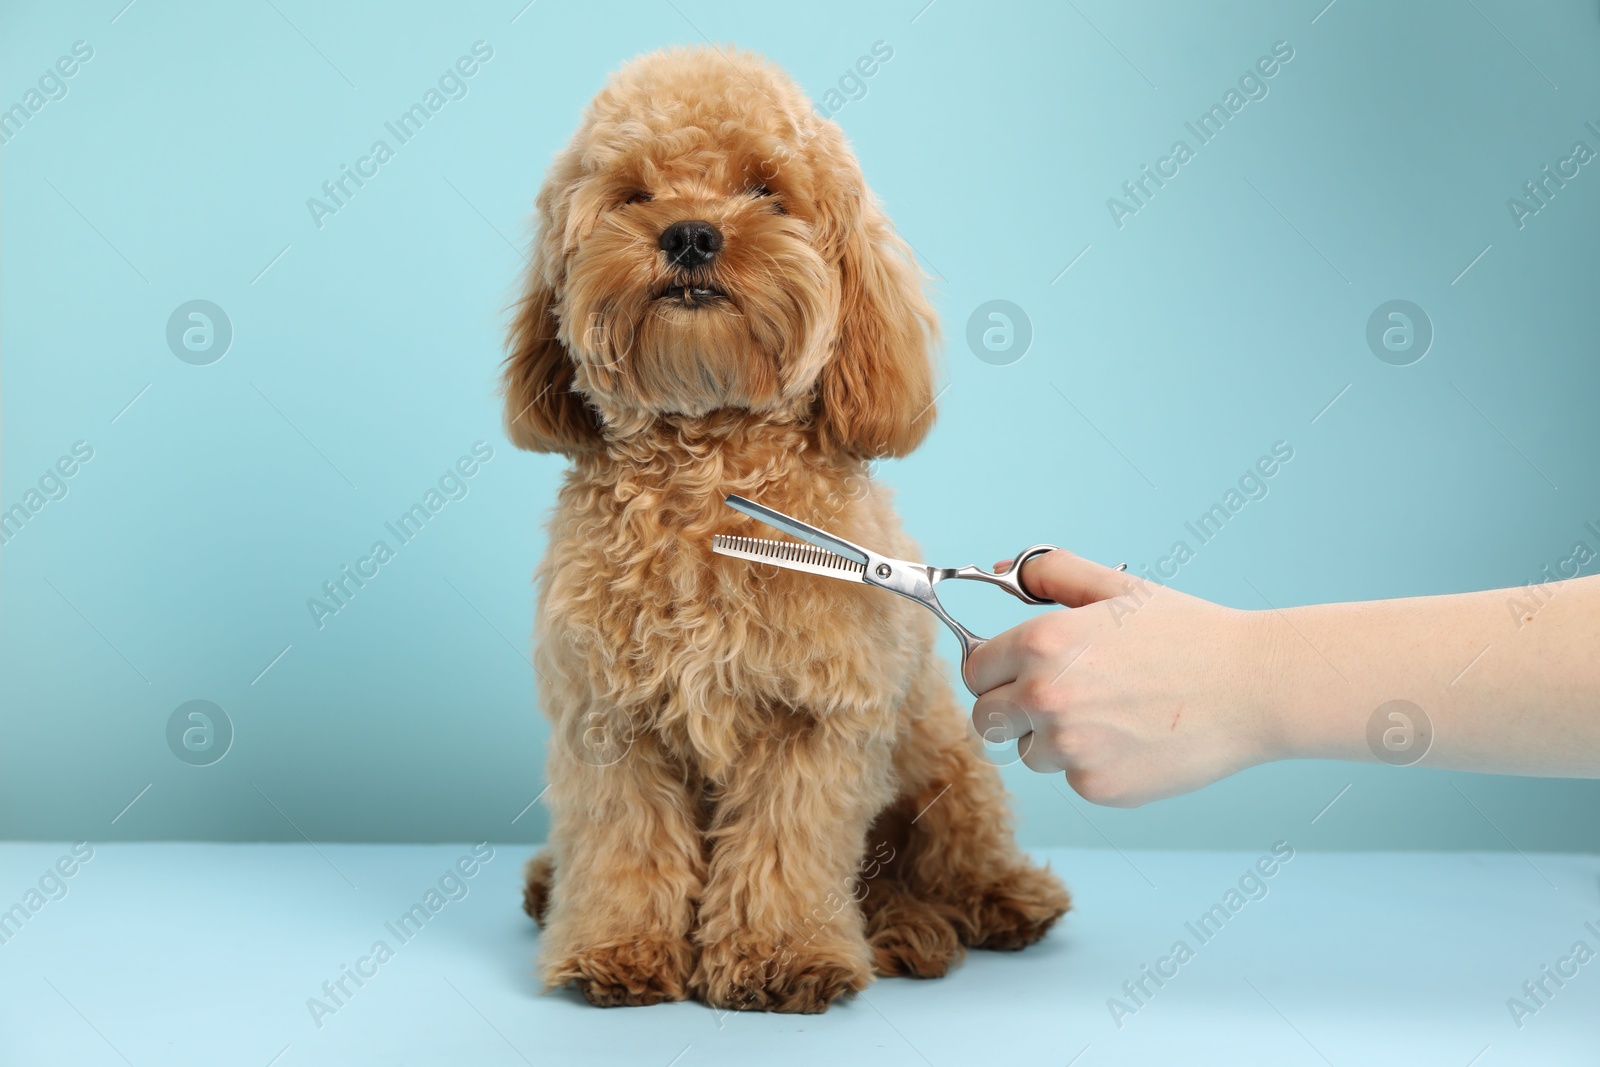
{"left": 503, "top": 46, "right": 1069, "bottom": 1014}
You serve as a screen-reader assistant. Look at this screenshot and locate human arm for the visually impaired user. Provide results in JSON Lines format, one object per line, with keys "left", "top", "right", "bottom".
{"left": 965, "top": 552, "right": 1600, "bottom": 807}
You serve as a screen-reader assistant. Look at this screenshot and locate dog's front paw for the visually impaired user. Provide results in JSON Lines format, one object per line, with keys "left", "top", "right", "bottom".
{"left": 692, "top": 935, "right": 871, "bottom": 1014}
{"left": 951, "top": 865, "right": 1071, "bottom": 951}
{"left": 545, "top": 936, "right": 694, "bottom": 1007}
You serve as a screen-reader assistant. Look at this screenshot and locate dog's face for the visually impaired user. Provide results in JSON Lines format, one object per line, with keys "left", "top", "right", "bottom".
{"left": 503, "top": 47, "right": 937, "bottom": 459}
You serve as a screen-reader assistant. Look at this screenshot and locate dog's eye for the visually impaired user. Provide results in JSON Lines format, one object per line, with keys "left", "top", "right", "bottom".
{"left": 748, "top": 185, "right": 785, "bottom": 213}
{"left": 624, "top": 191, "right": 652, "bottom": 205}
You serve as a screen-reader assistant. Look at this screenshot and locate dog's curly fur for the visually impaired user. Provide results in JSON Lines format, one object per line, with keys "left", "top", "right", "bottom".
{"left": 504, "top": 46, "right": 1069, "bottom": 1014}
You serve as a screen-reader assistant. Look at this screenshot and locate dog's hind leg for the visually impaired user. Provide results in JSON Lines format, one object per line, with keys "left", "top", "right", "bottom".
{"left": 893, "top": 673, "right": 1071, "bottom": 952}
{"left": 860, "top": 877, "right": 964, "bottom": 978}
{"left": 522, "top": 850, "right": 555, "bottom": 926}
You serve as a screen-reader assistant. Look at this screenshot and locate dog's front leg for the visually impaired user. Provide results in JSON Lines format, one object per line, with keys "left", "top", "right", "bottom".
{"left": 538, "top": 729, "right": 702, "bottom": 1006}
{"left": 691, "top": 715, "right": 895, "bottom": 1014}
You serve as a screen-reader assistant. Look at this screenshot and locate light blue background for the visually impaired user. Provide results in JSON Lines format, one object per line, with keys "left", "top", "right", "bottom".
{"left": 3, "top": 0, "right": 1597, "bottom": 851}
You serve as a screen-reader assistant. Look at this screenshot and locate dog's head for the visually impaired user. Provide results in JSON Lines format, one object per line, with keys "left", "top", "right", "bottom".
{"left": 502, "top": 47, "right": 937, "bottom": 459}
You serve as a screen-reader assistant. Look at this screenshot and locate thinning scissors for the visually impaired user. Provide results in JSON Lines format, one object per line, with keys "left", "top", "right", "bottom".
{"left": 712, "top": 494, "right": 1124, "bottom": 696}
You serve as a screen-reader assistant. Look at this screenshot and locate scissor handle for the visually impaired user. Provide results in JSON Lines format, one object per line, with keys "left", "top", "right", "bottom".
{"left": 927, "top": 545, "right": 1060, "bottom": 697}
{"left": 938, "top": 544, "right": 1061, "bottom": 607}
{"left": 938, "top": 548, "right": 1128, "bottom": 697}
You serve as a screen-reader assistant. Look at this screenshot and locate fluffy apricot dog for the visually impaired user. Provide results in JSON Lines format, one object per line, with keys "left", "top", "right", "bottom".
{"left": 504, "top": 46, "right": 1069, "bottom": 1013}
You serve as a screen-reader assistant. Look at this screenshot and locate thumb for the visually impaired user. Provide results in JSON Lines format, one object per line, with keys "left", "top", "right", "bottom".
{"left": 1018, "top": 550, "right": 1130, "bottom": 607}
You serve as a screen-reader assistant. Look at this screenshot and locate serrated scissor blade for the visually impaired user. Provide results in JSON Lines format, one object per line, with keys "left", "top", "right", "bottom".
{"left": 711, "top": 534, "right": 866, "bottom": 583}
{"left": 723, "top": 495, "right": 871, "bottom": 566}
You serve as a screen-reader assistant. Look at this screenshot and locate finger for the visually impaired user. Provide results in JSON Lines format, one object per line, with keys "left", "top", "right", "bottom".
{"left": 1019, "top": 550, "right": 1131, "bottom": 607}
{"left": 967, "top": 619, "right": 1088, "bottom": 696}
{"left": 971, "top": 690, "right": 1034, "bottom": 744}
{"left": 1018, "top": 730, "right": 1068, "bottom": 774}
{"left": 965, "top": 634, "right": 1025, "bottom": 695}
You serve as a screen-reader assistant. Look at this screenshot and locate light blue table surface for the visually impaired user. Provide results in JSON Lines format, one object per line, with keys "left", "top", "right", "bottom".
{"left": 2, "top": 843, "right": 1596, "bottom": 1065}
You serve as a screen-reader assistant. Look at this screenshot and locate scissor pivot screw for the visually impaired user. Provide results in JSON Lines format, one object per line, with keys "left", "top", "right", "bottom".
{"left": 875, "top": 563, "right": 891, "bottom": 578}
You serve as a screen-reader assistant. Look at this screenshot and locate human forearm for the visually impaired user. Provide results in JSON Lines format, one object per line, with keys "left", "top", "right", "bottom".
{"left": 1260, "top": 574, "right": 1600, "bottom": 776}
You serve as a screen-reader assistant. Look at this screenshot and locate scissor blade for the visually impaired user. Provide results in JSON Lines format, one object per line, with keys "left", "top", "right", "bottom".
{"left": 712, "top": 534, "right": 867, "bottom": 583}
{"left": 723, "top": 494, "right": 871, "bottom": 565}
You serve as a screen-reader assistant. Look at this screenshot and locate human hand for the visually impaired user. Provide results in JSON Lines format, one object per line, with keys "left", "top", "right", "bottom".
{"left": 966, "top": 551, "right": 1281, "bottom": 806}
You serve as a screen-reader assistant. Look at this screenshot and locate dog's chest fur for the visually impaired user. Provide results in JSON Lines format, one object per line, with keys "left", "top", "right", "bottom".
{"left": 531, "top": 420, "right": 925, "bottom": 771}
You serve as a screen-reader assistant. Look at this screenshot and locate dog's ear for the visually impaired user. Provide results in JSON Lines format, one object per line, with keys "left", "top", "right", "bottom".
{"left": 813, "top": 192, "right": 938, "bottom": 459}
{"left": 501, "top": 270, "right": 602, "bottom": 455}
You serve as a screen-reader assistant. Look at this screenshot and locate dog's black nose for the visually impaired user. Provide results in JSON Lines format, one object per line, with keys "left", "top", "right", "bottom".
{"left": 659, "top": 220, "right": 723, "bottom": 268}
